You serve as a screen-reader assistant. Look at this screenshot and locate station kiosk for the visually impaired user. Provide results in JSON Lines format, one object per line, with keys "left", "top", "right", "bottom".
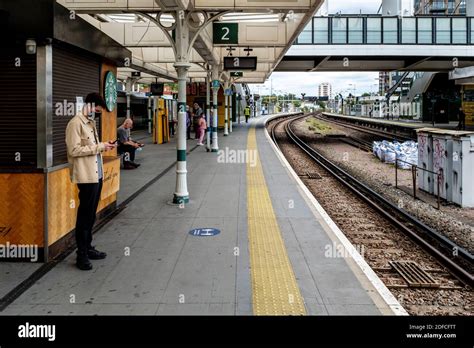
{"left": 416, "top": 128, "right": 437, "bottom": 194}
{"left": 452, "top": 133, "right": 474, "bottom": 207}
{"left": 417, "top": 129, "right": 474, "bottom": 207}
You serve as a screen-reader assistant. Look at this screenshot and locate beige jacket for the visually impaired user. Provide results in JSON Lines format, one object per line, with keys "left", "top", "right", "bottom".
{"left": 65, "top": 113, "right": 105, "bottom": 184}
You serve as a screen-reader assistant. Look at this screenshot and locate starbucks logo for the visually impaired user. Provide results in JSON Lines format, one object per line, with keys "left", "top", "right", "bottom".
{"left": 104, "top": 71, "right": 117, "bottom": 112}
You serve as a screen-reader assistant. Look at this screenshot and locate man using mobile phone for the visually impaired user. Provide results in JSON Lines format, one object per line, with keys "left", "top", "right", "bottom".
{"left": 65, "top": 93, "right": 117, "bottom": 271}
{"left": 117, "top": 119, "right": 143, "bottom": 169}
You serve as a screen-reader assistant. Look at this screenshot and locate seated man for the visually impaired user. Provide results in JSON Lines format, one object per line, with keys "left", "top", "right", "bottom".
{"left": 117, "top": 119, "right": 144, "bottom": 169}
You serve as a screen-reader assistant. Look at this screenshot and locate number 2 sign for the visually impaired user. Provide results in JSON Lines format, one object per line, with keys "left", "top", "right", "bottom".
{"left": 213, "top": 22, "right": 238, "bottom": 45}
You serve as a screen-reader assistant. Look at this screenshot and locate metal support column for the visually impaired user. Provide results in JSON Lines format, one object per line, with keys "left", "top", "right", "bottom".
{"left": 206, "top": 72, "right": 211, "bottom": 152}
{"left": 211, "top": 66, "right": 219, "bottom": 152}
{"left": 125, "top": 77, "right": 133, "bottom": 119}
{"left": 172, "top": 10, "right": 191, "bottom": 204}
{"left": 36, "top": 44, "right": 53, "bottom": 169}
{"left": 173, "top": 63, "right": 190, "bottom": 204}
{"left": 237, "top": 94, "right": 241, "bottom": 124}
{"left": 224, "top": 81, "right": 229, "bottom": 136}
{"left": 229, "top": 86, "right": 233, "bottom": 133}
{"left": 147, "top": 96, "right": 152, "bottom": 134}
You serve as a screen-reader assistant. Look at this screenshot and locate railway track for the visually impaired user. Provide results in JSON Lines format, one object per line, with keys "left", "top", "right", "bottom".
{"left": 315, "top": 113, "right": 415, "bottom": 142}
{"left": 268, "top": 114, "right": 473, "bottom": 315}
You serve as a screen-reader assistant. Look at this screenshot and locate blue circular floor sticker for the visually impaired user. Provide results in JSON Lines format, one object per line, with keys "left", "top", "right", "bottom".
{"left": 189, "top": 228, "right": 221, "bottom": 237}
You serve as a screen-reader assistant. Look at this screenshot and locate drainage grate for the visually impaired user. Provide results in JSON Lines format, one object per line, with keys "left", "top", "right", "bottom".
{"left": 306, "top": 172, "right": 322, "bottom": 179}
{"left": 389, "top": 261, "right": 440, "bottom": 288}
{"left": 306, "top": 172, "right": 323, "bottom": 179}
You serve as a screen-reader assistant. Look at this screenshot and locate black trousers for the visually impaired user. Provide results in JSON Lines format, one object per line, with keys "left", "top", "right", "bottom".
{"left": 118, "top": 144, "right": 136, "bottom": 163}
{"left": 194, "top": 124, "right": 199, "bottom": 139}
{"left": 186, "top": 126, "right": 191, "bottom": 140}
{"left": 75, "top": 179, "right": 103, "bottom": 256}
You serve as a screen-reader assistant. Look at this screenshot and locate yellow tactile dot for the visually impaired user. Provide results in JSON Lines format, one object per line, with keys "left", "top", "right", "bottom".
{"left": 246, "top": 126, "right": 306, "bottom": 315}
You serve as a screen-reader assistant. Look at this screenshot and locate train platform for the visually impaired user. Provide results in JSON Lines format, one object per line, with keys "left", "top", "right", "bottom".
{"left": 0, "top": 116, "right": 405, "bottom": 316}
{"left": 323, "top": 112, "right": 463, "bottom": 132}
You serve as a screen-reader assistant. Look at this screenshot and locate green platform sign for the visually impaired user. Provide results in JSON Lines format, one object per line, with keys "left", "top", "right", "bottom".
{"left": 213, "top": 22, "right": 238, "bottom": 45}
{"left": 104, "top": 71, "right": 117, "bottom": 112}
{"left": 230, "top": 71, "right": 243, "bottom": 77}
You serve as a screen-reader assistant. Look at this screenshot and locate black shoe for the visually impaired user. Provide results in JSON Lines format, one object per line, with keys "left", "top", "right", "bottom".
{"left": 76, "top": 256, "right": 93, "bottom": 271}
{"left": 123, "top": 162, "right": 135, "bottom": 170}
{"left": 88, "top": 247, "right": 107, "bottom": 260}
{"left": 131, "top": 162, "right": 141, "bottom": 168}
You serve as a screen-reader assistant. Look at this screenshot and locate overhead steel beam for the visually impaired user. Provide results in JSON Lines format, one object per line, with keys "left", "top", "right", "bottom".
{"left": 266, "top": 0, "right": 324, "bottom": 79}
{"left": 404, "top": 57, "right": 432, "bottom": 70}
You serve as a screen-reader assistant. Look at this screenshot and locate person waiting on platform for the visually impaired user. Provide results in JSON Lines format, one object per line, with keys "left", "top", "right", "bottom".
{"left": 186, "top": 105, "right": 192, "bottom": 140}
{"left": 457, "top": 107, "right": 466, "bottom": 130}
{"left": 244, "top": 105, "right": 251, "bottom": 123}
{"left": 169, "top": 115, "right": 176, "bottom": 137}
{"left": 197, "top": 114, "right": 207, "bottom": 146}
{"left": 117, "top": 119, "right": 144, "bottom": 169}
{"left": 193, "top": 102, "right": 203, "bottom": 139}
{"left": 65, "top": 92, "right": 116, "bottom": 271}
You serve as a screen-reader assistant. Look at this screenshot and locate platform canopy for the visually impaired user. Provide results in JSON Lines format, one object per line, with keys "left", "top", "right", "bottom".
{"left": 57, "top": 0, "right": 323, "bottom": 84}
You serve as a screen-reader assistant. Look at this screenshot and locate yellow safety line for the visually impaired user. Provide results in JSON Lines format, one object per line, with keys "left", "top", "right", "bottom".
{"left": 246, "top": 126, "right": 306, "bottom": 315}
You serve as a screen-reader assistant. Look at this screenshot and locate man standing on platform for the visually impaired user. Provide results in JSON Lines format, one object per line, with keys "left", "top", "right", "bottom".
{"left": 244, "top": 105, "right": 251, "bottom": 123}
{"left": 457, "top": 106, "right": 466, "bottom": 130}
{"left": 66, "top": 93, "right": 116, "bottom": 271}
{"left": 193, "top": 102, "right": 203, "bottom": 139}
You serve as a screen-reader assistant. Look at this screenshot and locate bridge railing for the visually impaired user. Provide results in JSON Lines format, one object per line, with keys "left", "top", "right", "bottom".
{"left": 296, "top": 16, "right": 473, "bottom": 45}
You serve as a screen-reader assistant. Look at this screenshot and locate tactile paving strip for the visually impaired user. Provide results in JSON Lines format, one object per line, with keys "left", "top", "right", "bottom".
{"left": 246, "top": 126, "right": 306, "bottom": 315}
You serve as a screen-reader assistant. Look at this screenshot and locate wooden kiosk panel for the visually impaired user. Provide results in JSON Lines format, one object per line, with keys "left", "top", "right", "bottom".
{"left": 0, "top": 174, "right": 44, "bottom": 247}
{"left": 47, "top": 168, "right": 78, "bottom": 246}
{"left": 100, "top": 157, "right": 120, "bottom": 201}
{"left": 47, "top": 157, "right": 120, "bottom": 246}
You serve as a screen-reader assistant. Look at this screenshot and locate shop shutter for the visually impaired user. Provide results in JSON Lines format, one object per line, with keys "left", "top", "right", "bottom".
{"left": 0, "top": 51, "right": 37, "bottom": 167}
{"left": 52, "top": 44, "right": 100, "bottom": 166}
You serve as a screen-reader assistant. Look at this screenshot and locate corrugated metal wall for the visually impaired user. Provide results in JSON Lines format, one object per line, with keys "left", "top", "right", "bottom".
{"left": 52, "top": 45, "right": 101, "bottom": 166}
{"left": 0, "top": 52, "right": 37, "bottom": 167}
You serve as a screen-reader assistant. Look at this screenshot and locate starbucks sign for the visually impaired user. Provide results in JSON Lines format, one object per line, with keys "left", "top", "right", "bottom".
{"left": 104, "top": 71, "right": 117, "bottom": 112}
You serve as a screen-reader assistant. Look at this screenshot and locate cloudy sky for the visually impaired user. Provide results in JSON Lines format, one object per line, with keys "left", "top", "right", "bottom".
{"left": 250, "top": 0, "right": 383, "bottom": 97}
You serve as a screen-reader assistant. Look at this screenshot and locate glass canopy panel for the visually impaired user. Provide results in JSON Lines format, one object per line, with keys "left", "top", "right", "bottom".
{"left": 348, "top": 17, "right": 363, "bottom": 44}
{"left": 367, "top": 17, "right": 382, "bottom": 44}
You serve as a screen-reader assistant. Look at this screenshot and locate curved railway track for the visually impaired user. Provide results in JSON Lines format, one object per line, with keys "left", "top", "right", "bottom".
{"left": 268, "top": 114, "right": 473, "bottom": 315}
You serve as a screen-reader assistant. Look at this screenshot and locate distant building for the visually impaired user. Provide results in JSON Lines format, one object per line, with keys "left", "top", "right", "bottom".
{"left": 414, "top": 0, "right": 466, "bottom": 15}
{"left": 379, "top": 71, "right": 413, "bottom": 96}
{"left": 318, "top": 82, "right": 332, "bottom": 99}
{"left": 379, "top": 72, "right": 391, "bottom": 95}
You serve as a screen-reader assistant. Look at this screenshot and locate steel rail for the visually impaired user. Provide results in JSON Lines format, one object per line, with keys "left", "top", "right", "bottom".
{"left": 269, "top": 114, "right": 473, "bottom": 286}
{"left": 315, "top": 114, "right": 415, "bottom": 142}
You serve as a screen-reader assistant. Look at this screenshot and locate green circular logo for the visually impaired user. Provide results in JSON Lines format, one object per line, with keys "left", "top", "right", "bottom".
{"left": 104, "top": 71, "right": 117, "bottom": 112}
